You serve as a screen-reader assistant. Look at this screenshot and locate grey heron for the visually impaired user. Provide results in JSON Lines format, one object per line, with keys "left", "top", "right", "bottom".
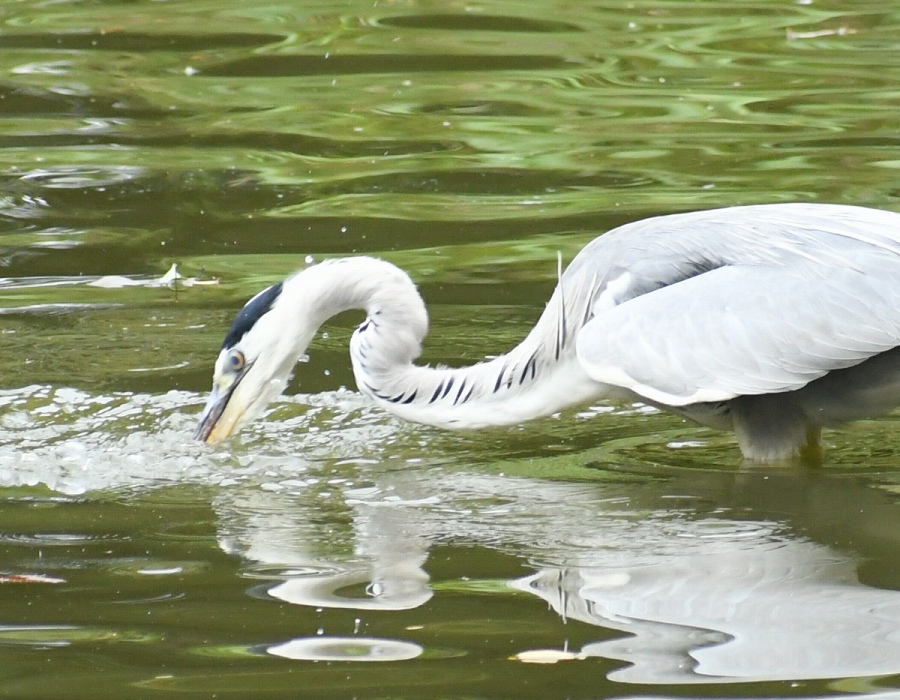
{"left": 194, "top": 203, "right": 900, "bottom": 461}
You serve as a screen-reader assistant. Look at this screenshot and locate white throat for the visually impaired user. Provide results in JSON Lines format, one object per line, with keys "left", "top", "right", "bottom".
{"left": 276, "top": 257, "right": 609, "bottom": 429}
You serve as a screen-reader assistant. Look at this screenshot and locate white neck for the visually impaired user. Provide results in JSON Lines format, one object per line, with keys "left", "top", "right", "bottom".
{"left": 281, "top": 257, "right": 607, "bottom": 429}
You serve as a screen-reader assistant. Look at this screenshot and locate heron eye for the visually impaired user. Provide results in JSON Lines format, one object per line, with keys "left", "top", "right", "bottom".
{"left": 226, "top": 350, "right": 246, "bottom": 372}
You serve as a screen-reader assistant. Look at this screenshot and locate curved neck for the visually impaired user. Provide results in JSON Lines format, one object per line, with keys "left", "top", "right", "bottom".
{"left": 287, "top": 257, "right": 605, "bottom": 429}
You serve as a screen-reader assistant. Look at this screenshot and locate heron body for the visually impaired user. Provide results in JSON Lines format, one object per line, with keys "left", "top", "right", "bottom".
{"left": 195, "top": 203, "right": 900, "bottom": 461}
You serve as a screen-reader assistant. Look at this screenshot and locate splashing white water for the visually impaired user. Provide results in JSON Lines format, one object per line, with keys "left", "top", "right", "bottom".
{"left": 0, "top": 384, "right": 406, "bottom": 495}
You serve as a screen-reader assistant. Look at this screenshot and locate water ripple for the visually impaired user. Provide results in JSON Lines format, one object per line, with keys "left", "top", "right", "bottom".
{"left": 267, "top": 636, "right": 423, "bottom": 662}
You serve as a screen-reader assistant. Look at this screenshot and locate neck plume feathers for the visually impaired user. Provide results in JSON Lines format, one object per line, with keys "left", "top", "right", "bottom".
{"left": 279, "top": 256, "right": 601, "bottom": 429}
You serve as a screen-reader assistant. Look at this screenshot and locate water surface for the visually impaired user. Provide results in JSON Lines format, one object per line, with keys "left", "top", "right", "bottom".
{"left": 0, "top": 0, "right": 898, "bottom": 697}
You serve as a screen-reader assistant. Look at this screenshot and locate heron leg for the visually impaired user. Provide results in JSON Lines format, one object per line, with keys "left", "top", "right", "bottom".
{"left": 798, "top": 426, "right": 824, "bottom": 466}
{"left": 730, "top": 395, "right": 810, "bottom": 462}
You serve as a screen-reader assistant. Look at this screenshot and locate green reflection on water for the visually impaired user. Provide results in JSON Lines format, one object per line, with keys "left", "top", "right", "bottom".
{"left": 0, "top": 0, "right": 898, "bottom": 698}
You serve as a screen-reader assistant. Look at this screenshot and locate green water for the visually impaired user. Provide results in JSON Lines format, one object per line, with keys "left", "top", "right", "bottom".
{"left": 0, "top": 0, "right": 898, "bottom": 697}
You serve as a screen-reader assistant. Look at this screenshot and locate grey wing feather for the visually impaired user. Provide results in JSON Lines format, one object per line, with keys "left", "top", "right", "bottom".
{"left": 575, "top": 261, "right": 900, "bottom": 406}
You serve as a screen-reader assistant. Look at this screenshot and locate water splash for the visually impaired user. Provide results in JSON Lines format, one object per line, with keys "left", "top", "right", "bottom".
{"left": 0, "top": 385, "right": 405, "bottom": 495}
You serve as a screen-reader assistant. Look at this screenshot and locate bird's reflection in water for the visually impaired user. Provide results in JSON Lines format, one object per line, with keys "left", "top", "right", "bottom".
{"left": 513, "top": 536, "right": 900, "bottom": 683}
{"left": 213, "top": 466, "right": 900, "bottom": 683}
{"left": 216, "top": 487, "right": 433, "bottom": 611}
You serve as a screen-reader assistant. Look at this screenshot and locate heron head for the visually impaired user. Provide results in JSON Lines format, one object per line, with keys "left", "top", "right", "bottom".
{"left": 194, "top": 281, "right": 303, "bottom": 443}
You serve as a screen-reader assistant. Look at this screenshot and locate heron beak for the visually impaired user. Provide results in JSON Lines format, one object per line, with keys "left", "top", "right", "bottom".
{"left": 193, "top": 375, "right": 244, "bottom": 444}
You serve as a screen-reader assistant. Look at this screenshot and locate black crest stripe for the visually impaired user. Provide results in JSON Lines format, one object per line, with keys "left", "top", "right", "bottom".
{"left": 222, "top": 282, "right": 283, "bottom": 350}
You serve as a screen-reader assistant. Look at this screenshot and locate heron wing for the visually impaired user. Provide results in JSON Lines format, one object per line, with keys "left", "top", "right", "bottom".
{"left": 575, "top": 261, "right": 900, "bottom": 406}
